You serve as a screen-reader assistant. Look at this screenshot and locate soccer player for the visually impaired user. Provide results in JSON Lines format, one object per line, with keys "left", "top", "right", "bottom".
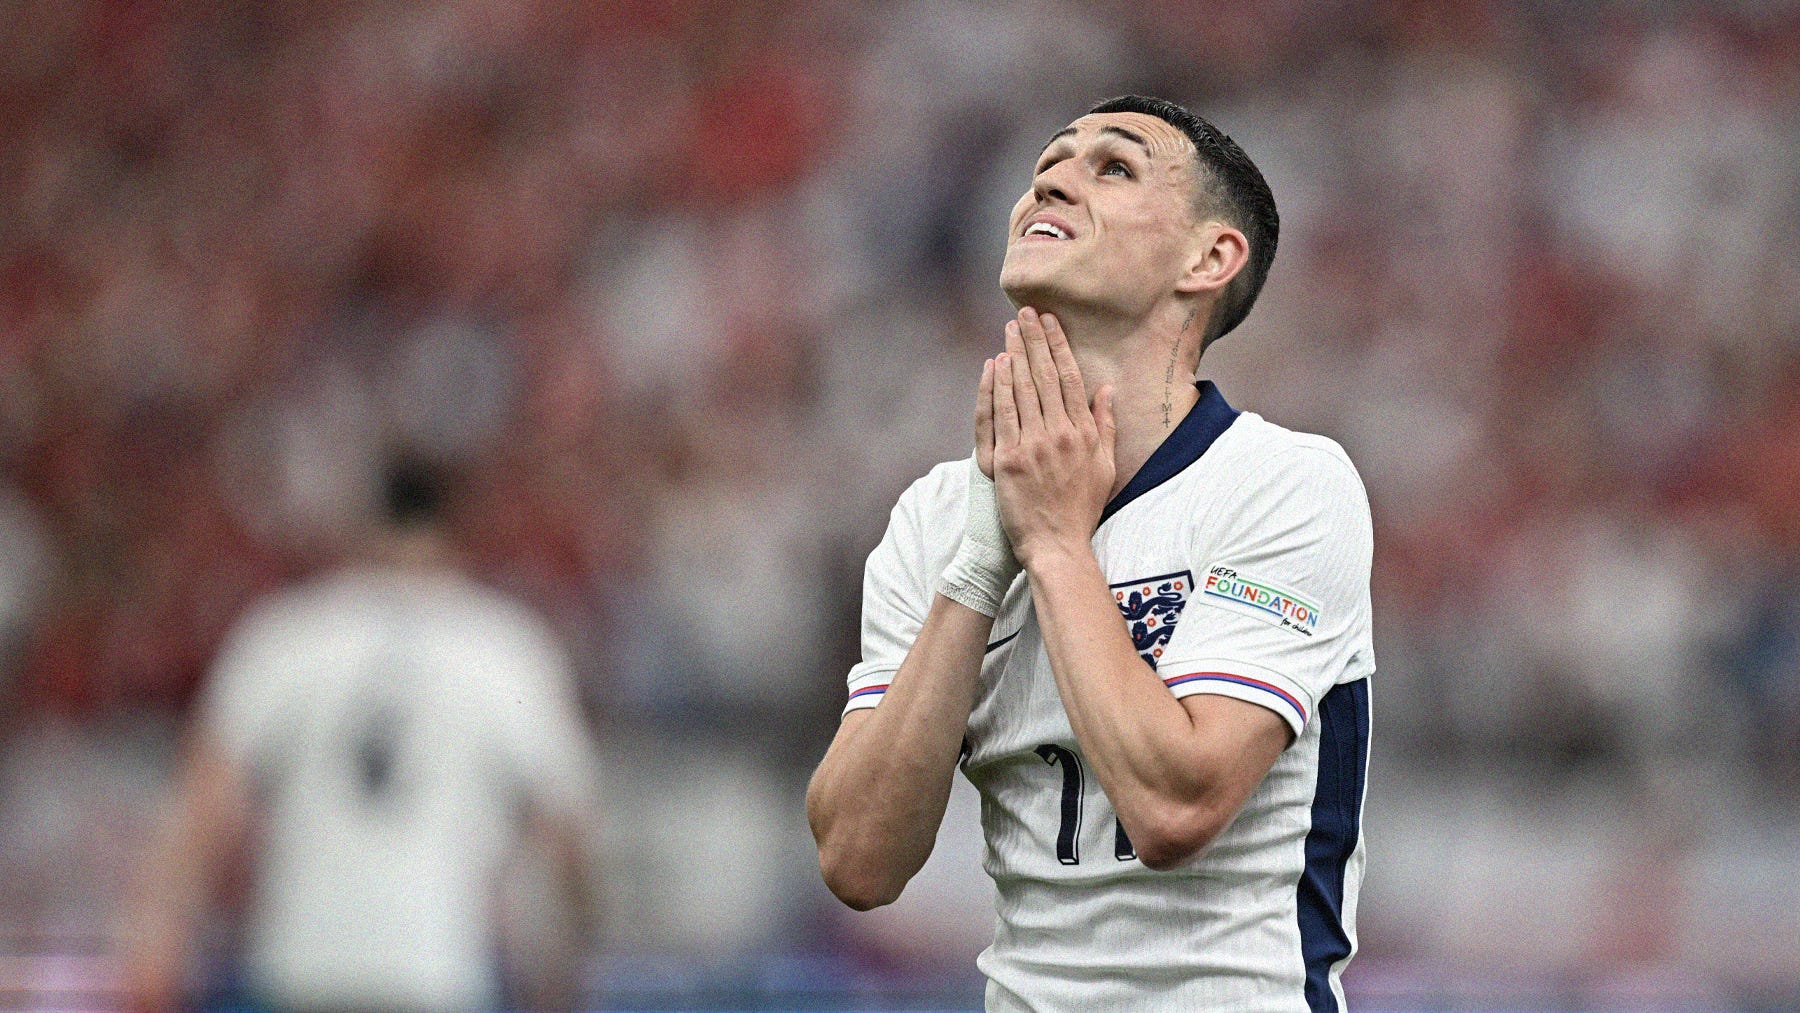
{"left": 807, "top": 96, "right": 1374, "bottom": 1012}
{"left": 124, "top": 456, "right": 602, "bottom": 1013}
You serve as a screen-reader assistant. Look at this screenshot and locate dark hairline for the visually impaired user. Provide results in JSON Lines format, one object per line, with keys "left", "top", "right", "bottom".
{"left": 1085, "top": 95, "right": 1279, "bottom": 344}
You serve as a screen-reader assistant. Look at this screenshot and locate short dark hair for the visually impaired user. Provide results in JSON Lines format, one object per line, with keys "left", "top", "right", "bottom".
{"left": 1087, "top": 95, "right": 1279, "bottom": 344}
{"left": 381, "top": 452, "right": 449, "bottom": 528}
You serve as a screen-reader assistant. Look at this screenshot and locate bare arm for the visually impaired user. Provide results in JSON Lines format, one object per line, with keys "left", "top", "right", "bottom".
{"left": 993, "top": 309, "right": 1290, "bottom": 869}
{"left": 808, "top": 358, "right": 1013, "bottom": 910}
{"left": 122, "top": 734, "right": 254, "bottom": 1013}
{"left": 505, "top": 809, "right": 600, "bottom": 1013}
{"left": 807, "top": 593, "right": 993, "bottom": 909}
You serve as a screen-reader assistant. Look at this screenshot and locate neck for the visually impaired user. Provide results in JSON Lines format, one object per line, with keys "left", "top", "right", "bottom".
{"left": 358, "top": 527, "right": 457, "bottom": 571}
{"left": 1030, "top": 296, "right": 1206, "bottom": 498}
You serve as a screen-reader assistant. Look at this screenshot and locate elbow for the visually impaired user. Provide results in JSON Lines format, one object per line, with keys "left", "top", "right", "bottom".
{"left": 817, "top": 849, "right": 903, "bottom": 911}
{"left": 1127, "top": 804, "right": 1230, "bottom": 872}
{"left": 805, "top": 765, "right": 918, "bottom": 911}
{"left": 810, "top": 809, "right": 905, "bottom": 910}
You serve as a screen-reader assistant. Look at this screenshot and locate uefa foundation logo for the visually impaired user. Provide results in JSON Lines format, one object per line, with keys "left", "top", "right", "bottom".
{"left": 1201, "top": 564, "right": 1320, "bottom": 637}
{"left": 1110, "top": 570, "right": 1193, "bottom": 670}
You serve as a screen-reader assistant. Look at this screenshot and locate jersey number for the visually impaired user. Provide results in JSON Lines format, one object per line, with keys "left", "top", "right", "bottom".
{"left": 1034, "top": 744, "right": 1135, "bottom": 863}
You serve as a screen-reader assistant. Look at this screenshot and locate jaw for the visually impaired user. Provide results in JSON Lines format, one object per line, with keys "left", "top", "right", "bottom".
{"left": 1000, "top": 251, "right": 1176, "bottom": 339}
{"left": 999, "top": 241, "right": 1082, "bottom": 309}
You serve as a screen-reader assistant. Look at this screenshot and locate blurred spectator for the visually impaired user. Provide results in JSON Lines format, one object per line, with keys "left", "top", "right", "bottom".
{"left": 122, "top": 455, "right": 602, "bottom": 1013}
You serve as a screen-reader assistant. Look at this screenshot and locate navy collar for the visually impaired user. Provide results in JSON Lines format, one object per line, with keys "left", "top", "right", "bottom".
{"left": 1097, "top": 380, "right": 1239, "bottom": 525}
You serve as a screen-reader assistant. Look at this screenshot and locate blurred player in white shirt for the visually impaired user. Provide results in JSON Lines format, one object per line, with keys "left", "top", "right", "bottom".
{"left": 809, "top": 96, "right": 1374, "bottom": 1012}
{"left": 126, "top": 456, "right": 602, "bottom": 1013}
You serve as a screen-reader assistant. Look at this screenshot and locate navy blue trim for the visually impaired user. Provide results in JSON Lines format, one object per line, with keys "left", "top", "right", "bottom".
{"left": 1096, "top": 381, "right": 1239, "bottom": 526}
{"left": 984, "top": 629, "right": 1021, "bottom": 654}
{"left": 1107, "top": 568, "right": 1193, "bottom": 590}
{"left": 1297, "top": 679, "right": 1369, "bottom": 1012}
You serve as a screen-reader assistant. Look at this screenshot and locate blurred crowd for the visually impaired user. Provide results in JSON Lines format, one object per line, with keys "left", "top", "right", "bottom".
{"left": 1, "top": 0, "right": 1798, "bottom": 1007}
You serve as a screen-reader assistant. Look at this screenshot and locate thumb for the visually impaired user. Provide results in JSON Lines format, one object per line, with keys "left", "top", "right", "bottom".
{"left": 1093, "top": 385, "right": 1117, "bottom": 450}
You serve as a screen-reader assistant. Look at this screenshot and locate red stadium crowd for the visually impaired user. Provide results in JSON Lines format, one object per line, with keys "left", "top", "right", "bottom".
{"left": 1, "top": 0, "right": 1797, "bottom": 1003}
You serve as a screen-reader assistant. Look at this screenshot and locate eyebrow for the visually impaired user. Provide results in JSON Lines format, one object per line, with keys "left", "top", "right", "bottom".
{"left": 1037, "top": 124, "right": 1153, "bottom": 161}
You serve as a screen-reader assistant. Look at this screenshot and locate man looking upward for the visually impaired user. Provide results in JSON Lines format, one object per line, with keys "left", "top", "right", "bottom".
{"left": 808, "top": 95, "right": 1374, "bottom": 1012}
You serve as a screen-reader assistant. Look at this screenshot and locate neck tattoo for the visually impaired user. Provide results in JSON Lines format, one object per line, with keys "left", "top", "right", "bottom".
{"left": 1161, "top": 340, "right": 1179, "bottom": 428}
{"left": 1164, "top": 308, "right": 1198, "bottom": 428}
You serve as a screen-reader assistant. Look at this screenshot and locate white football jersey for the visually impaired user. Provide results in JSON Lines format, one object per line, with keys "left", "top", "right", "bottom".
{"left": 201, "top": 566, "right": 601, "bottom": 1013}
{"left": 845, "top": 383, "right": 1374, "bottom": 1013}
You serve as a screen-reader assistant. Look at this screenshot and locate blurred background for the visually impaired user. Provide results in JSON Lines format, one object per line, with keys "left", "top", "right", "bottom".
{"left": 3, "top": 0, "right": 1799, "bottom": 1010}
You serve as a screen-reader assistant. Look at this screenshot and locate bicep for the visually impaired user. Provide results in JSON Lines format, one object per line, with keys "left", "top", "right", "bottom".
{"left": 184, "top": 733, "right": 255, "bottom": 825}
{"left": 1178, "top": 692, "right": 1292, "bottom": 810}
{"left": 161, "top": 732, "right": 257, "bottom": 885}
{"left": 818, "top": 707, "right": 876, "bottom": 766}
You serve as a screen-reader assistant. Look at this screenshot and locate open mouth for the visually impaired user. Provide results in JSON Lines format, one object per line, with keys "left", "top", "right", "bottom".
{"left": 1020, "top": 215, "right": 1075, "bottom": 241}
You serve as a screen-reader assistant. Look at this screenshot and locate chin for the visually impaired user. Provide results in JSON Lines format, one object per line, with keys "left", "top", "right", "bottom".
{"left": 999, "top": 262, "right": 1066, "bottom": 310}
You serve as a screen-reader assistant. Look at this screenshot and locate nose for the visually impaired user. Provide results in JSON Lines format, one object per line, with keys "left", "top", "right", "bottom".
{"left": 1032, "top": 161, "right": 1077, "bottom": 205}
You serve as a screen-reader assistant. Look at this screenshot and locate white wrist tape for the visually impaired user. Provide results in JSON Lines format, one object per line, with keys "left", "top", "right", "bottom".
{"left": 937, "top": 452, "right": 1021, "bottom": 618}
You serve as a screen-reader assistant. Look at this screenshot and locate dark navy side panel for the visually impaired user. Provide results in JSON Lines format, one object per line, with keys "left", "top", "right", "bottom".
{"left": 1297, "top": 678, "right": 1370, "bottom": 1013}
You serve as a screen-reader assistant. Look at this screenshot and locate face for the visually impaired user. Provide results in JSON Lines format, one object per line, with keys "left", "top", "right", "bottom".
{"left": 1000, "top": 111, "right": 1205, "bottom": 316}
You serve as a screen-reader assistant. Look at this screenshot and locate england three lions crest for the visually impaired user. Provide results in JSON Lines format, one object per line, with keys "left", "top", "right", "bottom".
{"left": 1111, "top": 570, "right": 1192, "bottom": 670}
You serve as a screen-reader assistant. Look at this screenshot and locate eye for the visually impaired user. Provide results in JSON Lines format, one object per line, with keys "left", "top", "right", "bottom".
{"left": 1101, "top": 160, "right": 1132, "bottom": 178}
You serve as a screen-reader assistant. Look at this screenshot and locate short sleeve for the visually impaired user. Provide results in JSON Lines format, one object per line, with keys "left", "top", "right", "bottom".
{"left": 485, "top": 610, "right": 602, "bottom": 822}
{"left": 843, "top": 477, "right": 941, "bottom": 715}
{"left": 1156, "top": 445, "right": 1374, "bottom": 737}
{"left": 198, "top": 598, "right": 302, "bottom": 768}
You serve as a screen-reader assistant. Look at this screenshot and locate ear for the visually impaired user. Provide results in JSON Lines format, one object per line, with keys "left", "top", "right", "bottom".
{"left": 1174, "top": 222, "right": 1248, "bottom": 297}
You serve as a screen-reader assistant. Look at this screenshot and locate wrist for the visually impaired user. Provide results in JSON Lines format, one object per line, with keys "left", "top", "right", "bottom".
{"left": 1017, "top": 536, "right": 1098, "bottom": 581}
{"left": 936, "top": 453, "right": 1021, "bottom": 618}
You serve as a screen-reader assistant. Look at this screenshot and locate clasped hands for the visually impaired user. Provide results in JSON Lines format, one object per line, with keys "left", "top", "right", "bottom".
{"left": 937, "top": 307, "right": 1114, "bottom": 617}
{"left": 976, "top": 307, "right": 1117, "bottom": 569}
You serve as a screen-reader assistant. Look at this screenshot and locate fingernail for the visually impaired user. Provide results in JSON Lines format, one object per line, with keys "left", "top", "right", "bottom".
{"left": 1042, "top": 313, "right": 1057, "bottom": 329}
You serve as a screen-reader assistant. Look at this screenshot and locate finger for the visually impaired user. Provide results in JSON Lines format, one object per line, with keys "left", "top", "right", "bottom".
{"left": 993, "top": 352, "right": 1020, "bottom": 446}
{"left": 1041, "top": 313, "right": 1089, "bottom": 422}
{"left": 1017, "top": 308, "right": 1067, "bottom": 425}
{"left": 1008, "top": 336, "right": 1044, "bottom": 433}
{"left": 1093, "top": 384, "right": 1117, "bottom": 453}
{"left": 975, "top": 358, "right": 996, "bottom": 477}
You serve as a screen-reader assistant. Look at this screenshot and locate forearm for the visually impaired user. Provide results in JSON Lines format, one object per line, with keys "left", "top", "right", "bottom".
{"left": 807, "top": 594, "right": 991, "bottom": 909}
{"left": 124, "top": 742, "right": 246, "bottom": 1012}
{"left": 1024, "top": 547, "right": 1226, "bottom": 852}
{"left": 123, "top": 831, "right": 203, "bottom": 1013}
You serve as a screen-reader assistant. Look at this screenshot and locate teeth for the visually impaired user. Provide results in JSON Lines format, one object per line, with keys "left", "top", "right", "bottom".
{"left": 1026, "top": 222, "right": 1069, "bottom": 239}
